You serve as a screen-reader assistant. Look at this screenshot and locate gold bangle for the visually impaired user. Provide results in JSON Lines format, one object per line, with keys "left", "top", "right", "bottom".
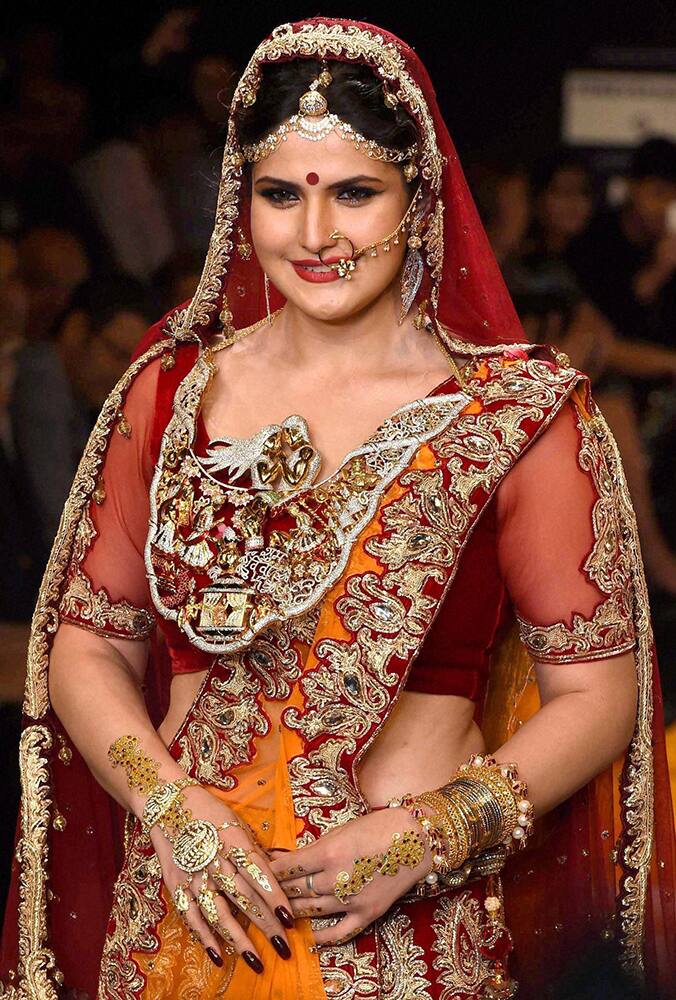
{"left": 409, "top": 754, "right": 534, "bottom": 878}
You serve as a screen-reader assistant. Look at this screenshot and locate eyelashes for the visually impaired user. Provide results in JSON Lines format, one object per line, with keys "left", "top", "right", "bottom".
{"left": 257, "top": 186, "right": 380, "bottom": 207}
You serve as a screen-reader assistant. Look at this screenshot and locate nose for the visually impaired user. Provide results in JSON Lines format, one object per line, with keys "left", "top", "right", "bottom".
{"left": 298, "top": 193, "right": 333, "bottom": 256}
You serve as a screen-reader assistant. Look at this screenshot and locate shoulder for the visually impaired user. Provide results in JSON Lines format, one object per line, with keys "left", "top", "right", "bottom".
{"left": 466, "top": 339, "right": 587, "bottom": 404}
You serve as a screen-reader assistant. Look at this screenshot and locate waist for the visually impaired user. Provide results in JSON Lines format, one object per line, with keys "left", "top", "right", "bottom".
{"left": 357, "top": 690, "right": 485, "bottom": 806}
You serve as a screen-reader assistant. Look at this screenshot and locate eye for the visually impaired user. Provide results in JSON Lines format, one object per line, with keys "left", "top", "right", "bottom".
{"left": 258, "top": 187, "right": 299, "bottom": 206}
{"left": 337, "top": 186, "right": 379, "bottom": 205}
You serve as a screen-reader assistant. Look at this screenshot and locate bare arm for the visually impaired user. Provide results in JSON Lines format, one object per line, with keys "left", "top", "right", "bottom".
{"left": 48, "top": 620, "right": 295, "bottom": 968}
{"left": 494, "top": 650, "right": 637, "bottom": 816}
{"left": 48, "top": 621, "right": 186, "bottom": 819}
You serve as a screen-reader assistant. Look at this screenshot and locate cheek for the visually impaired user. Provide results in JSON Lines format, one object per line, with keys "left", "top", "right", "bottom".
{"left": 250, "top": 200, "right": 293, "bottom": 258}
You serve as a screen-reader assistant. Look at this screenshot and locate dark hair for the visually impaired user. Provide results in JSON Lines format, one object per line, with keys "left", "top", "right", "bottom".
{"left": 53, "top": 273, "right": 153, "bottom": 341}
{"left": 529, "top": 148, "right": 592, "bottom": 198}
{"left": 629, "top": 137, "right": 676, "bottom": 183}
{"left": 234, "top": 58, "right": 418, "bottom": 166}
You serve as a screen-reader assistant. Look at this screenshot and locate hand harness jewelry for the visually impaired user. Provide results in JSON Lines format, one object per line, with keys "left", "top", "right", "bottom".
{"left": 108, "top": 734, "right": 266, "bottom": 927}
{"left": 333, "top": 828, "right": 425, "bottom": 904}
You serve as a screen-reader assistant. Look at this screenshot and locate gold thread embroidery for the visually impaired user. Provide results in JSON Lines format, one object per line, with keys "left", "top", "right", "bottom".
{"left": 59, "top": 568, "right": 155, "bottom": 640}
{"left": 515, "top": 403, "right": 636, "bottom": 663}
{"left": 16, "top": 726, "right": 59, "bottom": 1000}
{"left": 380, "top": 909, "right": 432, "bottom": 999}
{"left": 430, "top": 890, "right": 511, "bottom": 997}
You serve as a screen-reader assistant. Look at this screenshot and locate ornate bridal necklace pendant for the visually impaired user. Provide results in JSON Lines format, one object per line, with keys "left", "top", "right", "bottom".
{"left": 200, "top": 414, "right": 322, "bottom": 493}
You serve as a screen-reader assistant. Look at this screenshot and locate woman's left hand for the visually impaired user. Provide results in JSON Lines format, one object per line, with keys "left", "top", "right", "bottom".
{"left": 268, "top": 807, "right": 431, "bottom": 947}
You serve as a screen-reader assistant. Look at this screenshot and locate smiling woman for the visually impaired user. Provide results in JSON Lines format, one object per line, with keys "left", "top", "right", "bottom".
{"left": 1, "top": 17, "right": 675, "bottom": 1000}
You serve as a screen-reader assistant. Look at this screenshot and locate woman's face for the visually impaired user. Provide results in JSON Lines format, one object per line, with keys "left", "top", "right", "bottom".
{"left": 249, "top": 130, "right": 412, "bottom": 322}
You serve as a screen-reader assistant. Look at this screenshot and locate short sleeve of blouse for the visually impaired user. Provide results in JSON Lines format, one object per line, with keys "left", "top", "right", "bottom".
{"left": 57, "top": 356, "right": 161, "bottom": 641}
{"left": 496, "top": 394, "right": 636, "bottom": 664}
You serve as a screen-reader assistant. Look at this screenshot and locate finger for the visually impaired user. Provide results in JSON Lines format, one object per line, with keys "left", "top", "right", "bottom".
{"left": 197, "top": 882, "right": 266, "bottom": 975}
{"left": 173, "top": 883, "right": 228, "bottom": 969}
{"left": 211, "top": 869, "right": 293, "bottom": 961}
{"left": 288, "top": 895, "right": 344, "bottom": 919}
{"left": 219, "top": 848, "right": 296, "bottom": 932}
{"left": 312, "top": 912, "right": 369, "bottom": 949}
{"left": 269, "top": 847, "right": 325, "bottom": 880}
{"left": 281, "top": 870, "right": 330, "bottom": 899}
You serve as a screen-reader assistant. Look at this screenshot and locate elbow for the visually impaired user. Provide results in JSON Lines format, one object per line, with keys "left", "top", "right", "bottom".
{"left": 618, "top": 683, "right": 638, "bottom": 754}
{"left": 611, "top": 656, "right": 639, "bottom": 758}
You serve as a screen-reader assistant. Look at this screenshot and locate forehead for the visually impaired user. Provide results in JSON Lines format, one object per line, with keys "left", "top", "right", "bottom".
{"left": 250, "top": 129, "right": 402, "bottom": 184}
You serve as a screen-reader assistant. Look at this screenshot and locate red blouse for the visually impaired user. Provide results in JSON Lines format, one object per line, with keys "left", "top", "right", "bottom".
{"left": 57, "top": 352, "right": 635, "bottom": 705}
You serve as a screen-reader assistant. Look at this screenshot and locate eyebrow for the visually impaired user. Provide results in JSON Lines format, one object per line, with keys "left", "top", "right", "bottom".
{"left": 254, "top": 174, "right": 385, "bottom": 190}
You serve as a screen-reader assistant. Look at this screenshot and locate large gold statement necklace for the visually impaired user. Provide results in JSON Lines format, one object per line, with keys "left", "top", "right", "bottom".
{"left": 144, "top": 315, "right": 471, "bottom": 654}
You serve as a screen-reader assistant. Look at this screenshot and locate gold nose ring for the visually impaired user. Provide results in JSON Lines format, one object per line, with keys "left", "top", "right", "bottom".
{"left": 318, "top": 232, "right": 357, "bottom": 280}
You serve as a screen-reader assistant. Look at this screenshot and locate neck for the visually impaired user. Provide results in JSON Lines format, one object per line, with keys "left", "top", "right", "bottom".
{"left": 270, "top": 282, "right": 426, "bottom": 376}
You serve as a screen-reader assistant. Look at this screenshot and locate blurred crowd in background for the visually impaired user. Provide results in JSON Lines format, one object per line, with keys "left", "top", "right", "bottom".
{"left": 0, "top": 8, "right": 675, "bottom": 922}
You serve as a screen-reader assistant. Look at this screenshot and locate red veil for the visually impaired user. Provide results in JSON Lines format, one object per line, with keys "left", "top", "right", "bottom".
{"left": 1, "top": 17, "right": 674, "bottom": 999}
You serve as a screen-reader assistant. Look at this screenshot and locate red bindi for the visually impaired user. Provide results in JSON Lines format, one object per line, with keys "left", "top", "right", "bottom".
{"left": 306, "top": 172, "right": 319, "bottom": 185}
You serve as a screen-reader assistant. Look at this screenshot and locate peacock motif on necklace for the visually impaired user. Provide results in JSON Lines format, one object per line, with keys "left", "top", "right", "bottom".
{"left": 200, "top": 414, "right": 321, "bottom": 492}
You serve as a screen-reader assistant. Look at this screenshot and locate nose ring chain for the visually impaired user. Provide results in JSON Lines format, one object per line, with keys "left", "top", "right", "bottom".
{"left": 317, "top": 185, "right": 424, "bottom": 281}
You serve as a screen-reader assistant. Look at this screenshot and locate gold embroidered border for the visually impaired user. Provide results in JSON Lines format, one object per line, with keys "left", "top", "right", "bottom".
{"left": 8, "top": 338, "right": 172, "bottom": 1000}
{"left": 285, "top": 357, "right": 581, "bottom": 991}
{"left": 516, "top": 600, "right": 635, "bottom": 664}
{"left": 59, "top": 568, "right": 155, "bottom": 641}
{"left": 592, "top": 407, "right": 654, "bottom": 976}
{"left": 15, "top": 726, "right": 59, "bottom": 1000}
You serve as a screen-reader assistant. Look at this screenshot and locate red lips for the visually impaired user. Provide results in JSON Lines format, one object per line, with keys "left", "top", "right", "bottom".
{"left": 289, "top": 258, "right": 342, "bottom": 283}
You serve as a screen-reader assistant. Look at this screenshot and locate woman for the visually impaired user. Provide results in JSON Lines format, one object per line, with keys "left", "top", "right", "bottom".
{"left": 1, "top": 18, "right": 674, "bottom": 1000}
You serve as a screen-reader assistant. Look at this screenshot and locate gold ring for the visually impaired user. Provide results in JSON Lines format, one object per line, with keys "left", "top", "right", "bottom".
{"left": 198, "top": 886, "right": 221, "bottom": 928}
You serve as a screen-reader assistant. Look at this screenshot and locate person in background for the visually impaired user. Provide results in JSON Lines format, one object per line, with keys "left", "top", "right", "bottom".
{"left": 10, "top": 274, "right": 153, "bottom": 552}
{"left": 0, "top": 233, "right": 44, "bottom": 618}
{"left": 506, "top": 151, "right": 676, "bottom": 600}
{"left": 16, "top": 226, "right": 91, "bottom": 342}
{"left": 566, "top": 137, "right": 676, "bottom": 377}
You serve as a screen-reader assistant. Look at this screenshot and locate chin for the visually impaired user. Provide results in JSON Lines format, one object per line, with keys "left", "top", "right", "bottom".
{"left": 280, "top": 284, "right": 385, "bottom": 323}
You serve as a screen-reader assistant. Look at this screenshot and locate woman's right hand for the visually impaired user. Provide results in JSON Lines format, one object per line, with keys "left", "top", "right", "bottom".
{"left": 149, "top": 786, "right": 295, "bottom": 971}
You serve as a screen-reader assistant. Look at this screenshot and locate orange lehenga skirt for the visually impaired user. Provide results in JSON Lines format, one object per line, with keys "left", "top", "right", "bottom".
{"left": 129, "top": 697, "right": 330, "bottom": 1000}
{"left": 122, "top": 696, "right": 512, "bottom": 1000}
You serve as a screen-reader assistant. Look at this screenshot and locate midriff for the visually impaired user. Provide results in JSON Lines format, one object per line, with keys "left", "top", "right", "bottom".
{"left": 157, "top": 677, "right": 484, "bottom": 807}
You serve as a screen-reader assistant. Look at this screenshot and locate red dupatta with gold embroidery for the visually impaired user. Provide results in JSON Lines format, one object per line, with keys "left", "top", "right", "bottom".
{"left": 1, "top": 17, "right": 674, "bottom": 1000}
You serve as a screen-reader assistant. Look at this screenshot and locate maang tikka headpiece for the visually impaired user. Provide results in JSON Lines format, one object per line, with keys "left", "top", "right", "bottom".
{"left": 241, "top": 62, "right": 419, "bottom": 178}
{"left": 240, "top": 57, "right": 427, "bottom": 324}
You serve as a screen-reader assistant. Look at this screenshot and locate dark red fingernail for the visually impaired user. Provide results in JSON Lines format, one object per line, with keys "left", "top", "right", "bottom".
{"left": 242, "top": 951, "right": 263, "bottom": 976}
{"left": 275, "top": 906, "right": 294, "bottom": 928}
{"left": 206, "top": 947, "right": 223, "bottom": 967}
{"left": 272, "top": 935, "right": 291, "bottom": 959}
{"left": 243, "top": 951, "right": 264, "bottom": 973}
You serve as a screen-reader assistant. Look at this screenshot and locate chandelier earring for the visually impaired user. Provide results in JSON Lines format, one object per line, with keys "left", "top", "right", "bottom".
{"left": 399, "top": 203, "right": 426, "bottom": 325}
{"left": 236, "top": 227, "right": 252, "bottom": 261}
{"left": 264, "top": 272, "right": 272, "bottom": 325}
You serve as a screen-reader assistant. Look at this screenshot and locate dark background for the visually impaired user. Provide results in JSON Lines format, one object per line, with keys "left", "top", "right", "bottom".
{"left": 1, "top": 0, "right": 674, "bottom": 163}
